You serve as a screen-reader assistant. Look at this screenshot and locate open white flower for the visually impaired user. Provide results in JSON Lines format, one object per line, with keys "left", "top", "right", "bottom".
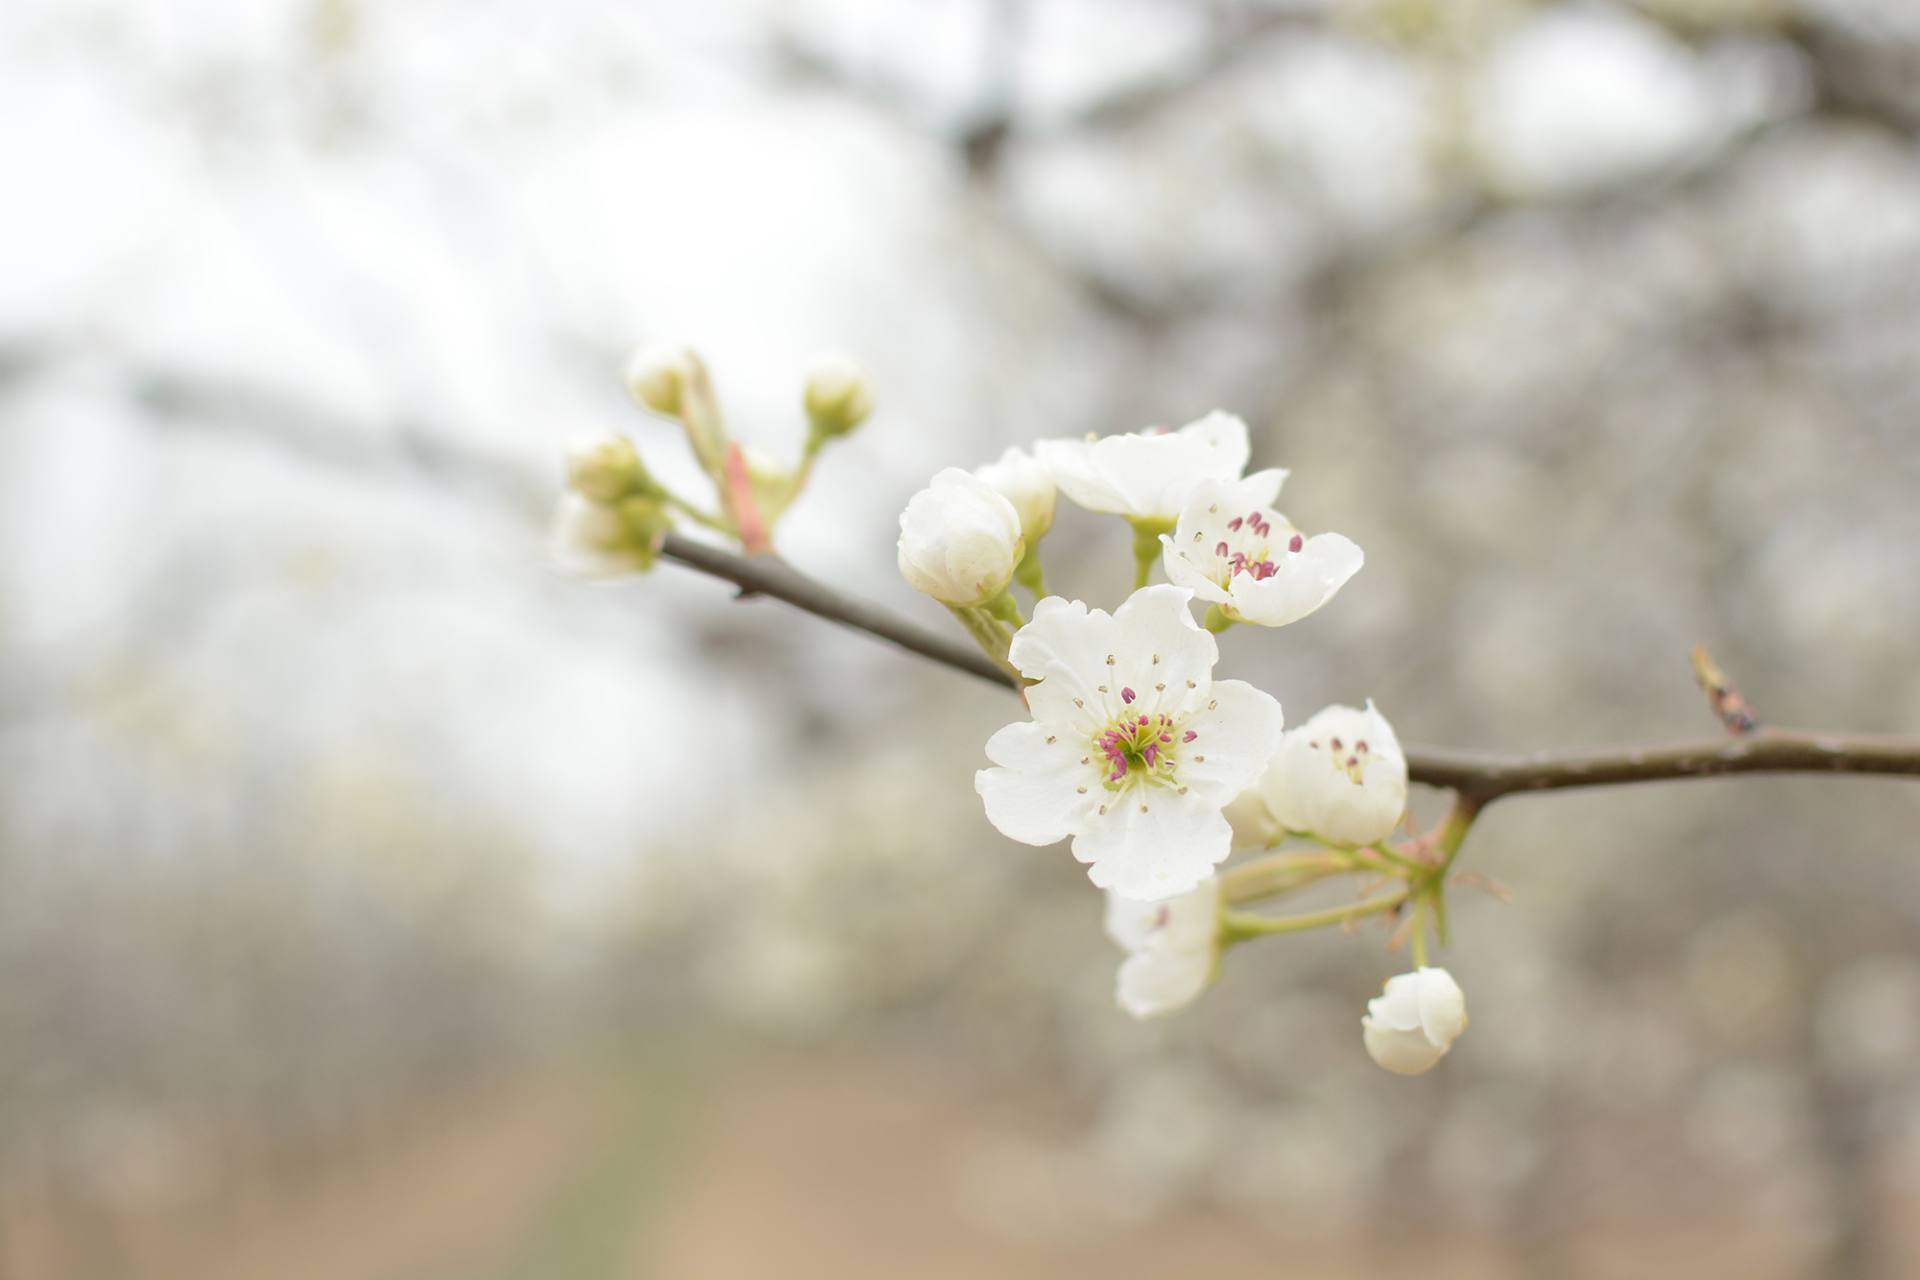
{"left": 896, "top": 468, "right": 1025, "bottom": 607}
{"left": 1105, "top": 877, "right": 1220, "bottom": 1018}
{"left": 975, "top": 585, "right": 1284, "bottom": 900}
{"left": 1035, "top": 411, "right": 1286, "bottom": 523}
{"left": 1261, "top": 701, "right": 1407, "bottom": 847}
{"left": 1363, "top": 967, "right": 1468, "bottom": 1075}
{"left": 1161, "top": 481, "right": 1363, "bottom": 627}
{"left": 974, "top": 445, "right": 1056, "bottom": 545}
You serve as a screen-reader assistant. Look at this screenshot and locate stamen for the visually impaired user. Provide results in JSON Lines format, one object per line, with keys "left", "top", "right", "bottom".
{"left": 1046, "top": 735, "right": 1056, "bottom": 744}
{"left": 1227, "top": 517, "right": 1243, "bottom": 532}
{"left": 1106, "top": 654, "right": 1116, "bottom": 665}
{"left": 1288, "top": 534, "right": 1304, "bottom": 553}
{"left": 1183, "top": 730, "right": 1197, "bottom": 743}
{"left": 1121, "top": 687, "right": 1135, "bottom": 704}
{"left": 1215, "top": 540, "right": 1229, "bottom": 558}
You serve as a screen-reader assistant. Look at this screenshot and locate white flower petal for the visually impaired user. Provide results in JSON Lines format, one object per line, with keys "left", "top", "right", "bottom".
{"left": 1073, "top": 789, "right": 1232, "bottom": 901}
{"left": 1117, "top": 949, "right": 1214, "bottom": 1019}
{"left": 1109, "top": 585, "right": 1215, "bottom": 715}
{"left": 1223, "top": 783, "right": 1284, "bottom": 848}
{"left": 974, "top": 446, "right": 1056, "bottom": 544}
{"left": 975, "top": 722, "right": 1097, "bottom": 846}
{"left": 1363, "top": 1021, "right": 1447, "bottom": 1075}
{"left": 1413, "top": 967, "right": 1469, "bottom": 1046}
{"left": 1036, "top": 412, "right": 1253, "bottom": 520}
{"left": 1261, "top": 701, "right": 1407, "bottom": 846}
{"left": 1104, "top": 878, "right": 1219, "bottom": 953}
{"left": 1008, "top": 596, "right": 1117, "bottom": 728}
{"left": 1175, "top": 679, "right": 1285, "bottom": 805}
{"left": 1226, "top": 532, "right": 1365, "bottom": 627}
{"left": 897, "top": 468, "right": 1024, "bottom": 606}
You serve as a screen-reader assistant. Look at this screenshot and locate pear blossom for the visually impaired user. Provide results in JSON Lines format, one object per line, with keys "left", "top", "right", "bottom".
{"left": 1262, "top": 701, "right": 1408, "bottom": 847}
{"left": 1105, "top": 877, "right": 1221, "bottom": 1018}
{"left": 1035, "top": 411, "right": 1287, "bottom": 523}
{"left": 975, "top": 585, "right": 1284, "bottom": 900}
{"left": 1161, "top": 480, "right": 1363, "bottom": 627}
{"left": 1363, "top": 967, "right": 1468, "bottom": 1075}
{"left": 896, "top": 468, "right": 1025, "bottom": 607}
{"left": 974, "top": 445, "right": 1056, "bottom": 545}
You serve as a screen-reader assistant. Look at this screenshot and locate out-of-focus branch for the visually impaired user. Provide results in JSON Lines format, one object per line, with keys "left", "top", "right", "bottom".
{"left": 658, "top": 534, "right": 1013, "bottom": 686}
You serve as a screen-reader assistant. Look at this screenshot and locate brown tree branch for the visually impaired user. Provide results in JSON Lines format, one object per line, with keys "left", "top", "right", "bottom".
{"left": 657, "top": 537, "right": 1920, "bottom": 804}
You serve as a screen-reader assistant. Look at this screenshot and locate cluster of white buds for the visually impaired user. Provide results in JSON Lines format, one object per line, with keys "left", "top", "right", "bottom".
{"left": 896, "top": 411, "right": 1471, "bottom": 1073}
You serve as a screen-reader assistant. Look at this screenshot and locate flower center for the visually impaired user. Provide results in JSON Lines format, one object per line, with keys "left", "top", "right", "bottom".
{"left": 1307, "top": 733, "right": 1371, "bottom": 785}
{"left": 1094, "top": 704, "right": 1200, "bottom": 790}
{"left": 1208, "top": 508, "right": 1305, "bottom": 586}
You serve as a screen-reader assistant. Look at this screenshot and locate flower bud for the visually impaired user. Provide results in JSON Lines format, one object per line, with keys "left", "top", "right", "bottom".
{"left": 1104, "top": 878, "right": 1220, "bottom": 1019}
{"left": 564, "top": 435, "right": 647, "bottom": 503}
{"left": 896, "top": 468, "right": 1024, "bottom": 607}
{"left": 973, "top": 445, "right": 1056, "bottom": 545}
{"left": 549, "top": 492, "right": 671, "bottom": 577}
{"left": 1261, "top": 700, "right": 1407, "bottom": 846}
{"left": 623, "top": 344, "right": 693, "bottom": 418}
{"left": 1363, "top": 966, "right": 1467, "bottom": 1075}
{"left": 802, "top": 355, "right": 873, "bottom": 442}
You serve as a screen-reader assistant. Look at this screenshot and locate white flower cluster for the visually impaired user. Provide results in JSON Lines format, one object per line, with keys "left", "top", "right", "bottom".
{"left": 898, "top": 412, "right": 1466, "bottom": 1074}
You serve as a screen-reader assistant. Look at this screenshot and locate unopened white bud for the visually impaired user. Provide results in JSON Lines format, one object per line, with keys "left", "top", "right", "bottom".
{"left": 1362, "top": 966, "right": 1467, "bottom": 1075}
{"left": 896, "top": 468, "right": 1023, "bottom": 607}
{"left": 973, "top": 445, "right": 1056, "bottom": 545}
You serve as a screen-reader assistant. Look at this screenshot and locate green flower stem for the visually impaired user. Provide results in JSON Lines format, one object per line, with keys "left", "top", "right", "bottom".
{"left": 1221, "top": 888, "right": 1411, "bottom": 944}
{"left": 1013, "top": 548, "right": 1048, "bottom": 599}
{"left": 1219, "top": 852, "right": 1356, "bottom": 906}
{"left": 949, "top": 603, "right": 1021, "bottom": 682}
{"left": 1410, "top": 894, "right": 1430, "bottom": 967}
{"left": 660, "top": 491, "right": 732, "bottom": 534}
{"left": 1202, "top": 605, "right": 1235, "bottom": 633}
{"left": 1419, "top": 793, "right": 1481, "bottom": 952}
{"left": 983, "top": 587, "right": 1026, "bottom": 630}
{"left": 1129, "top": 518, "right": 1173, "bottom": 589}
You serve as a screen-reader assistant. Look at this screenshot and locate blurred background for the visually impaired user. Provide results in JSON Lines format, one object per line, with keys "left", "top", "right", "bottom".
{"left": 5, "top": 0, "right": 1920, "bottom": 1276}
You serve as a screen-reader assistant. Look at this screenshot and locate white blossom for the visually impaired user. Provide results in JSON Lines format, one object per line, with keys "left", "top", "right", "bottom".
{"left": 1035, "top": 411, "right": 1286, "bottom": 523}
{"left": 896, "top": 468, "right": 1025, "bottom": 607}
{"left": 1104, "top": 877, "right": 1220, "bottom": 1018}
{"left": 975, "top": 585, "right": 1284, "bottom": 900}
{"left": 974, "top": 445, "right": 1056, "bottom": 545}
{"left": 1161, "top": 480, "right": 1363, "bottom": 627}
{"left": 1363, "top": 967, "right": 1469, "bottom": 1075}
{"left": 1261, "top": 701, "right": 1408, "bottom": 847}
